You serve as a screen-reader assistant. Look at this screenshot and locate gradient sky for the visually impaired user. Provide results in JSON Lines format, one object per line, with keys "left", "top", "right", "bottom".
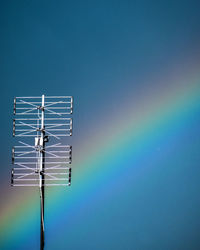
{"left": 0, "top": 1, "right": 200, "bottom": 249}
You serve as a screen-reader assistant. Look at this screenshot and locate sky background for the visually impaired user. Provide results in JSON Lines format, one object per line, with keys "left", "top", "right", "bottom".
{"left": 0, "top": 0, "right": 200, "bottom": 249}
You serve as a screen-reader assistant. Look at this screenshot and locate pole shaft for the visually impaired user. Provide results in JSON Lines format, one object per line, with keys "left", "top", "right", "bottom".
{"left": 40, "top": 185, "right": 45, "bottom": 250}
{"left": 40, "top": 95, "right": 45, "bottom": 250}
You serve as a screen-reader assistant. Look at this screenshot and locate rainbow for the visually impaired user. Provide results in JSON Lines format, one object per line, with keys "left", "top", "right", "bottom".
{"left": 0, "top": 67, "right": 200, "bottom": 249}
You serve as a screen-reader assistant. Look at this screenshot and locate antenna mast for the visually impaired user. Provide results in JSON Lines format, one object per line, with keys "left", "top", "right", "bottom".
{"left": 11, "top": 95, "right": 73, "bottom": 250}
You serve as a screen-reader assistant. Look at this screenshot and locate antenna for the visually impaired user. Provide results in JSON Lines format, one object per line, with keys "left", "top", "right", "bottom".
{"left": 11, "top": 95, "right": 73, "bottom": 250}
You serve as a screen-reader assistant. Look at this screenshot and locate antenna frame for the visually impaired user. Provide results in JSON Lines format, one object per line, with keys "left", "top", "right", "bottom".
{"left": 11, "top": 94, "right": 73, "bottom": 250}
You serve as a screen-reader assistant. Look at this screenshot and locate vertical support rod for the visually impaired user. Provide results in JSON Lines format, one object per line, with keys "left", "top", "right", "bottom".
{"left": 40, "top": 94, "right": 45, "bottom": 250}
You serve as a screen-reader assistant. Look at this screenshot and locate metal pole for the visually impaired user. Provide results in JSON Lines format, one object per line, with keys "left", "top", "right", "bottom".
{"left": 40, "top": 95, "right": 45, "bottom": 250}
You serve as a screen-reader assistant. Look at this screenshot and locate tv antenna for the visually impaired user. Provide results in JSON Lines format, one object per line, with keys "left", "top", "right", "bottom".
{"left": 11, "top": 95, "right": 73, "bottom": 250}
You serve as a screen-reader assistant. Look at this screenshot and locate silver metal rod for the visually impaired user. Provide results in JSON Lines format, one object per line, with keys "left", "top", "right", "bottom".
{"left": 15, "top": 134, "right": 71, "bottom": 137}
{"left": 44, "top": 184, "right": 70, "bottom": 186}
{"left": 14, "top": 178, "right": 69, "bottom": 181}
{"left": 16, "top": 129, "right": 37, "bottom": 131}
{"left": 16, "top": 101, "right": 71, "bottom": 104}
{"left": 14, "top": 173, "right": 39, "bottom": 176}
{"left": 15, "top": 112, "right": 72, "bottom": 115}
{"left": 13, "top": 168, "right": 38, "bottom": 170}
{"left": 15, "top": 162, "right": 71, "bottom": 164}
{"left": 45, "top": 107, "right": 71, "bottom": 109}
{"left": 13, "top": 184, "right": 70, "bottom": 186}
{"left": 15, "top": 124, "right": 37, "bottom": 125}
{"left": 14, "top": 172, "right": 68, "bottom": 175}
{"left": 15, "top": 151, "right": 71, "bottom": 155}
{"left": 15, "top": 135, "right": 38, "bottom": 137}
{"left": 44, "top": 96, "right": 72, "bottom": 98}
{"left": 41, "top": 124, "right": 70, "bottom": 126}
{"left": 15, "top": 107, "right": 71, "bottom": 110}
{"left": 44, "top": 173, "right": 69, "bottom": 175}
{"left": 16, "top": 124, "right": 69, "bottom": 127}
{"left": 45, "top": 167, "right": 70, "bottom": 170}
{"left": 16, "top": 96, "right": 43, "bottom": 98}
{"left": 45, "top": 151, "right": 71, "bottom": 153}
{"left": 45, "top": 145, "right": 71, "bottom": 148}
{"left": 13, "top": 184, "right": 39, "bottom": 186}
{"left": 14, "top": 167, "right": 70, "bottom": 170}
{"left": 15, "top": 157, "right": 70, "bottom": 159}
{"left": 16, "top": 96, "right": 72, "bottom": 98}
{"left": 46, "top": 129, "right": 70, "bottom": 131}
{"left": 15, "top": 118, "right": 71, "bottom": 120}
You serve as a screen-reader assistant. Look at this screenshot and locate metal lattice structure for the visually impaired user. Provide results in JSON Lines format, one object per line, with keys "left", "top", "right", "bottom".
{"left": 11, "top": 95, "right": 73, "bottom": 249}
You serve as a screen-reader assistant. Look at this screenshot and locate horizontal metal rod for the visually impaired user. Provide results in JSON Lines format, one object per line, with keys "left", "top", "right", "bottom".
{"left": 15, "top": 112, "right": 72, "bottom": 115}
{"left": 45, "top": 112, "right": 72, "bottom": 115}
{"left": 43, "top": 118, "right": 72, "bottom": 120}
{"left": 15, "top": 107, "right": 37, "bottom": 110}
{"left": 15, "top": 157, "right": 70, "bottom": 159}
{"left": 15, "top": 135, "right": 41, "bottom": 137}
{"left": 15, "top": 124, "right": 38, "bottom": 126}
{"left": 15, "top": 124, "right": 69, "bottom": 126}
{"left": 14, "top": 179, "right": 39, "bottom": 181}
{"left": 14, "top": 151, "right": 36, "bottom": 153}
{"left": 16, "top": 101, "right": 71, "bottom": 104}
{"left": 45, "top": 167, "right": 70, "bottom": 170}
{"left": 15, "top": 118, "right": 71, "bottom": 120}
{"left": 15, "top": 134, "right": 71, "bottom": 137}
{"left": 13, "top": 184, "right": 39, "bottom": 186}
{"left": 15, "top": 107, "right": 71, "bottom": 110}
{"left": 41, "top": 124, "right": 70, "bottom": 126}
{"left": 14, "top": 178, "right": 69, "bottom": 181}
{"left": 46, "top": 129, "right": 70, "bottom": 131}
{"left": 44, "top": 173, "right": 68, "bottom": 175}
{"left": 13, "top": 168, "right": 35, "bottom": 170}
{"left": 45, "top": 107, "right": 71, "bottom": 109}
{"left": 15, "top": 129, "right": 36, "bottom": 131}
{"left": 14, "top": 167, "right": 70, "bottom": 170}
{"left": 13, "top": 183, "right": 70, "bottom": 186}
{"left": 16, "top": 102, "right": 41, "bottom": 104}
{"left": 14, "top": 145, "right": 71, "bottom": 148}
{"left": 15, "top": 113, "right": 40, "bottom": 115}
{"left": 45, "top": 151, "right": 71, "bottom": 153}
{"left": 15, "top": 150, "right": 70, "bottom": 153}
{"left": 15, "top": 162, "right": 71, "bottom": 164}
{"left": 14, "top": 173, "right": 38, "bottom": 176}
{"left": 16, "top": 96, "right": 72, "bottom": 99}
{"left": 44, "top": 96, "right": 72, "bottom": 98}
{"left": 44, "top": 184, "right": 70, "bottom": 186}
{"left": 46, "top": 145, "right": 71, "bottom": 147}
{"left": 16, "top": 97, "right": 42, "bottom": 99}
{"left": 15, "top": 128, "right": 70, "bottom": 131}
{"left": 14, "top": 173, "right": 69, "bottom": 176}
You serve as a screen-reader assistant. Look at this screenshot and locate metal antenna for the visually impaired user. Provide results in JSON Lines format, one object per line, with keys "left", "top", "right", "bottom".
{"left": 11, "top": 95, "right": 73, "bottom": 250}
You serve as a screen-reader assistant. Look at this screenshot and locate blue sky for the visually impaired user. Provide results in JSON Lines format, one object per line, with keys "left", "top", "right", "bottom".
{"left": 0, "top": 1, "right": 200, "bottom": 249}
